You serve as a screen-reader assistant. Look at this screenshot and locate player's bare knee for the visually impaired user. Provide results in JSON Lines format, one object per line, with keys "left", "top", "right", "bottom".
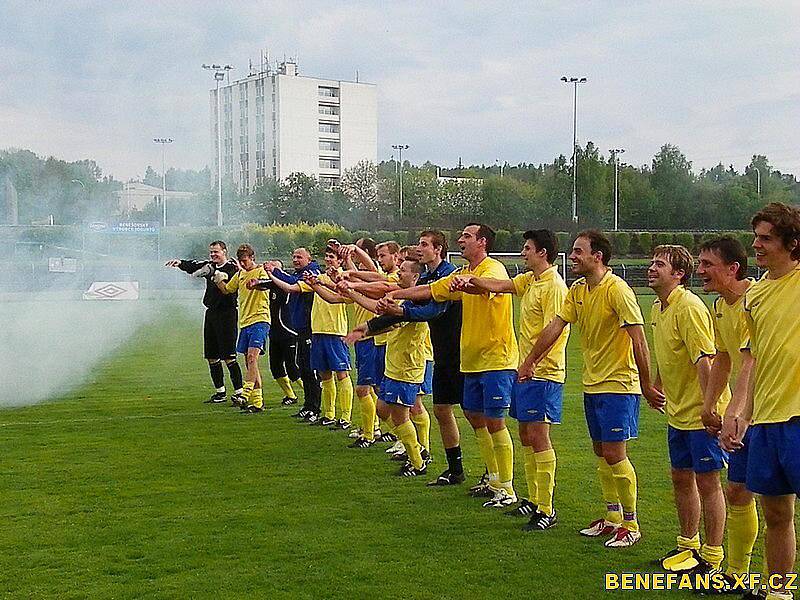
{"left": 695, "top": 471, "right": 724, "bottom": 497}
{"left": 464, "top": 410, "right": 485, "bottom": 429}
{"left": 760, "top": 495, "right": 795, "bottom": 526}
{"left": 671, "top": 468, "right": 695, "bottom": 489}
{"left": 433, "top": 404, "right": 453, "bottom": 421}
{"left": 601, "top": 442, "right": 626, "bottom": 464}
{"left": 725, "top": 481, "right": 753, "bottom": 505}
{"left": 485, "top": 416, "right": 505, "bottom": 433}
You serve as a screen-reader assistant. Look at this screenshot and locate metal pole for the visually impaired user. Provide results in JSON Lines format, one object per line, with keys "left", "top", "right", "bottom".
{"left": 610, "top": 148, "right": 625, "bottom": 231}
{"left": 216, "top": 79, "right": 223, "bottom": 226}
{"left": 161, "top": 143, "right": 167, "bottom": 228}
{"left": 399, "top": 146, "right": 404, "bottom": 220}
{"left": 754, "top": 166, "right": 761, "bottom": 197}
{"left": 572, "top": 82, "right": 578, "bottom": 223}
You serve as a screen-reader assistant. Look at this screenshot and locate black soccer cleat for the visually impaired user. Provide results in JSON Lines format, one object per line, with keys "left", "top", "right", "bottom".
{"left": 329, "top": 419, "right": 351, "bottom": 431}
{"left": 244, "top": 404, "right": 264, "bottom": 414}
{"left": 504, "top": 498, "right": 537, "bottom": 517}
{"left": 376, "top": 432, "right": 398, "bottom": 443}
{"left": 281, "top": 397, "right": 298, "bottom": 406}
{"left": 523, "top": 509, "right": 558, "bottom": 532}
{"left": 348, "top": 437, "right": 375, "bottom": 449}
{"left": 205, "top": 391, "right": 227, "bottom": 404}
{"left": 426, "top": 469, "right": 466, "bottom": 487}
{"left": 398, "top": 461, "right": 427, "bottom": 477}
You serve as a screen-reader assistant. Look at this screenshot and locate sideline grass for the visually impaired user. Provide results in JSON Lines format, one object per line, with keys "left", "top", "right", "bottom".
{"left": 0, "top": 298, "right": 772, "bottom": 599}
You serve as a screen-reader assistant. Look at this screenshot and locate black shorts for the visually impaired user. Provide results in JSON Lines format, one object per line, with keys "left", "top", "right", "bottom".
{"left": 204, "top": 308, "right": 238, "bottom": 360}
{"left": 432, "top": 364, "right": 464, "bottom": 406}
{"left": 269, "top": 335, "right": 300, "bottom": 380}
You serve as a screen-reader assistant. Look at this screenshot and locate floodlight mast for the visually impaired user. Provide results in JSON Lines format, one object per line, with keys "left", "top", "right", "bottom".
{"left": 561, "top": 76, "right": 587, "bottom": 224}
{"left": 202, "top": 63, "right": 234, "bottom": 226}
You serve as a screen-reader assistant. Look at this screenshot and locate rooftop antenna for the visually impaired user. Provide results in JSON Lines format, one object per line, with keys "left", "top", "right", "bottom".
{"left": 356, "top": 70, "right": 359, "bottom": 83}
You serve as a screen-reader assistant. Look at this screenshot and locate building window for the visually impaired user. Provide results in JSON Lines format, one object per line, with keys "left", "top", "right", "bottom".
{"left": 319, "top": 104, "right": 340, "bottom": 116}
{"left": 318, "top": 86, "right": 339, "bottom": 98}
{"left": 319, "top": 123, "right": 340, "bottom": 134}
{"left": 319, "top": 140, "right": 340, "bottom": 151}
{"left": 319, "top": 158, "right": 340, "bottom": 170}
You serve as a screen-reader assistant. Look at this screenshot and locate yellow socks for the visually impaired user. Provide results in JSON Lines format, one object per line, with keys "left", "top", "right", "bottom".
{"left": 523, "top": 446, "right": 538, "bottom": 502}
{"left": 380, "top": 417, "right": 394, "bottom": 436}
{"left": 474, "top": 427, "right": 499, "bottom": 485}
{"left": 726, "top": 500, "right": 758, "bottom": 575}
{"left": 359, "top": 392, "right": 377, "bottom": 441}
{"left": 243, "top": 381, "right": 255, "bottom": 403}
{"left": 491, "top": 428, "right": 514, "bottom": 493}
{"left": 321, "top": 378, "right": 336, "bottom": 419}
{"left": 610, "top": 458, "right": 638, "bottom": 531}
{"left": 275, "top": 376, "right": 296, "bottom": 399}
{"left": 534, "top": 449, "right": 557, "bottom": 516}
{"left": 700, "top": 544, "right": 724, "bottom": 570}
{"left": 395, "top": 420, "right": 423, "bottom": 469}
{"left": 250, "top": 387, "right": 263, "bottom": 409}
{"left": 677, "top": 533, "right": 701, "bottom": 551}
{"left": 411, "top": 406, "right": 431, "bottom": 450}
{"left": 335, "top": 376, "right": 353, "bottom": 422}
{"left": 597, "top": 457, "right": 622, "bottom": 524}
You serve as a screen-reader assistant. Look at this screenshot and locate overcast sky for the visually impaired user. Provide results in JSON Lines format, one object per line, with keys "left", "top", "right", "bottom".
{"left": 2, "top": 1, "right": 798, "bottom": 181}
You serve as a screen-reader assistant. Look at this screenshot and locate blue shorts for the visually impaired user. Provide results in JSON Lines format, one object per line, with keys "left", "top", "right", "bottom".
{"left": 354, "top": 339, "right": 376, "bottom": 386}
{"left": 382, "top": 377, "right": 419, "bottom": 407}
{"left": 727, "top": 428, "right": 752, "bottom": 484}
{"left": 374, "top": 344, "right": 386, "bottom": 390}
{"left": 310, "top": 333, "right": 351, "bottom": 372}
{"left": 236, "top": 322, "right": 269, "bottom": 354}
{"left": 510, "top": 379, "right": 564, "bottom": 423}
{"left": 584, "top": 393, "right": 639, "bottom": 443}
{"left": 746, "top": 420, "right": 800, "bottom": 496}
{"left": 463, "top": 370, "right": 515, "bottom": 418}
{"left": 668, "top": 426, "right": 728, "bottom": 473}
{"left": 419, "top": 361, "right": 433, "bottom": 395}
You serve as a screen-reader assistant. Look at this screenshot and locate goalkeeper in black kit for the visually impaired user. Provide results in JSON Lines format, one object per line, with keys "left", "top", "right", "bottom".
{"left": 165, "top": 240, "right": 246, "bottom": 405}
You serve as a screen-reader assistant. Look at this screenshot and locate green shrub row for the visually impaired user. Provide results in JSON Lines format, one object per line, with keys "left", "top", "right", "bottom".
{"left": 3, "top": 224, "right": 754, "bottom": 259}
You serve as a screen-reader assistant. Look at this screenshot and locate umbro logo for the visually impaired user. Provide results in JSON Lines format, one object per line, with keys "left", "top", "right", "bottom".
{"left": 492, "top": 396, "right": 504, "bottom": 401}
{"left": 700, "top": 457, "right": 712, "bottom": 462}
{"left": 611, "top": 427, "right": 623, "bottom": 432}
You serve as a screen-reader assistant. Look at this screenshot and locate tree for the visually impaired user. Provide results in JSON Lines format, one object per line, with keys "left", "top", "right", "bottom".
{"left": 651, "top": 144, "right": 694, "bottom": 228}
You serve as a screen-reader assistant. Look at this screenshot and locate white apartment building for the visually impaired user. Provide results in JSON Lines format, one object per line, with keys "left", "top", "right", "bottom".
{"left": 209, "top": 60, "right": 377, "bottom": 191}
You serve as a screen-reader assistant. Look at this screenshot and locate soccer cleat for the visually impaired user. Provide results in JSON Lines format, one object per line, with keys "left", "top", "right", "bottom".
{"left": 205, "top": 391, "right": 227, "bottom": 404}
{"left": 281, "top": 396, "right": 297, "bottom": 406}
{"left": 348, "top": 428, "right": 363, "bottom": 439}
{"left": 230, "top": 393, "right": 247, "bottom": 407}
{"left": 656, "top": 548, "right": 701, "bottom": 572}
{"left": 244, "top": 404, "right": 264, "bottom": 414}
{"left": 314, "top": 417, "right": 337, "bottom": 427}
{"left": 291, "top": 409, "right": 307, "bottom": 418}
{"left": 687, "top": 565, "right": 736, "bottom": 595}
{"left": 390, "top": 451, "right": 409, "bottom": 462}
{"left": 420, "top": 448, "right": 433, "bottom": 466}
{"left": 329, "top": 419, "right": 351, "bottom": 431}
{"left": 348, "top": 436, "right": 375, "bottom": 449}
{"left": 504, "top": 499, "right": 537, "bottom": 517}
{"left": 604, "top": 526, "right": 642, "bottom": 548}
{"left": 579, "top": 518, "right": 620, "bottom": 538}
{"left": 740, "top": 589, "right": 767, "bottom": 600}
{"left": 376, "top": 432, "right": 398, "bottom": 443}
{"left": 306, "top": 413, "right": 319, "bottom": 424}
{"left": 398, "top": 461, "right": 427, "bottom": 477}
{"left": 482, "top": 488, "right": 518, "bottom": 508}
{"left": 468, "top": 472, "right": 494, "bottom": 498}
{"left": 426, "top": 469, "right": 466, "bottom": 487}
{"left": 385, "top": 440, "right": 405, "bottom": 455}
{"left": 523, "top": 509, "right": 558, "bottom": 531}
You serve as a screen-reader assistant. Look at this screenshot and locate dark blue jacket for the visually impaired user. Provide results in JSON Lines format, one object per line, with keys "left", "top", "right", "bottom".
{"left": 269, "top": 261, "right": 321, "bottom": 334}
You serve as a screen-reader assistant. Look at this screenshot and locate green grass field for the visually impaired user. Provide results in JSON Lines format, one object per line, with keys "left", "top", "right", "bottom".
{"left": 0, "top": 296, "right": 773, "bottom": 599}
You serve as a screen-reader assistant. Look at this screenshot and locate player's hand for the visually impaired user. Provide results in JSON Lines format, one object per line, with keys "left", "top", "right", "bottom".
{"left": 643, "top": 384, "right": 666, "bottom": 414}
{"left": 517, "top": 356, "right": 537, "bottom": 382}
{"left": 701, "top": 408, "right": 722, "bottom": 436}
{"left": 246, "top": 279, "right": 259, "bottom": 289}
{"left": 378, "top": 298, "right": 403, "bottom": 316}
{"left": 164, "top": 259, "right": 180, "bottom": 268}
{"left": 262, "top": 261, "right": 274, "bottom": 273}
{"left": 211, "top": 270, "right": 229, "bottom": 284}
{"left": 302, "top": 271, "right": 318, "bottom": 286}
{"left": 449, "top": 274, "right": 474, "bottom": 292}
{"left": 335, "top": 280, "right": 351, "bottom": 294}
{"left": 343, "top": 330, "right": 364, "bottom": 345}
{"left": 720, "top": 415, "right": 748, "bottom": 452}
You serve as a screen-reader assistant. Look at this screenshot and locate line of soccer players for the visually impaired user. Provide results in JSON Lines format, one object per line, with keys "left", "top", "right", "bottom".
{"left": 168, "top": 201, "right": 799, "bottom": 600}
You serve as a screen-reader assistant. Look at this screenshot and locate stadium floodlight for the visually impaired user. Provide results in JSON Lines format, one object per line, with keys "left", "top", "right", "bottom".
{"left": 610, "top": 148, "right": 625, "bottom": 231}
{"left": 202, "top": 63, "right": 234, "bottom": 227}
{"left": 153, "top": 138, "right": 174, "bottom": 227}
{"left": 561, "top": 75, "right": 588, "bottom": 223}
{"left": 391, "top": 144, "right": 410, "bottom": 219}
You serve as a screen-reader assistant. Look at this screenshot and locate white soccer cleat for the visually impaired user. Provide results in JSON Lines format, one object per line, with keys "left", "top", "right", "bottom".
{"left": 385, "top": 440, "right": 405, "bottom": 455}
{"left": 604, "top": 526, "right": 642, "bottom": 548}
{"left": 579, "top": 518, "right": 620, "bottom": 538}
{"left": 482, "top": 488, "right": 518, "bottom": 508}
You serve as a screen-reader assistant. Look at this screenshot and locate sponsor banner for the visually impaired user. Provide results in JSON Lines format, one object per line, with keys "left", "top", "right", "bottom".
{"left": 49, "top": 257, "right": 78, "bottom": 273}
{"left": 110, "top": 222, "right": 159, "bottom": 234}
{"left": 83, "top": 281, "right": 140, "bottom": 301}
{"left": 87, "top": 221, "right": 108, "bottom": 232}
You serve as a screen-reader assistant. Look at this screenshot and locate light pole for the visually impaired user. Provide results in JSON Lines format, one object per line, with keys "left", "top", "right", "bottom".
{"left": 203, "top": 63, "right": 234, "bottom": 227}
{"left": 561, "top": 76, "right": 587, "bottom": 223}
{"left": 153, "top": 138, "right": 173, "bottom": 227}
{"left": 495, "top": 158, "right": 505, "bottom": 178}
{"left": 391, "top": 144, "right": 409, "bottom": 220}
{"left": 753, "top": 166, "right": 761, "bottom": 197}
{"left": 610, "top": 148, "right": 625, "bottom": 231}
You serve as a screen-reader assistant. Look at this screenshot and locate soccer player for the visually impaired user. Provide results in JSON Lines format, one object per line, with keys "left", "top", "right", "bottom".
{"left": 374, "top": 230, "right": 466, "bottom": 485}
{"left": 524, "top": 229, "right": 663, "bottom": 548}
{"left": 345, "top": 257, "right": 432, "bottom": 476}
{"left": 647, "top": 244, "right": 729, "bottom": 575}
{"left": 727, "top": 203, "right": 800, "bottom": 600}
{"left": 165, "top": 240, "right": 245, "bottom": 405}
{"left": 388, "top": 223, "right": 520, "bottom": 507}
{"left": 259, "top": 248, "right": 322, "bottom": 420}
{"left": 213, "top": 243, "right": 270, "bottom": 413}
{"left": 453, "top": 230, "right": 568, "bottom": 530}
{"left": 697, "top": 236, "right": 760, "bottom": 588}
{"left": 263, "top": 260, "right": 302, "bottom": 406}
{"left": 267, "top": 247, "right": 354, "bottom": 429}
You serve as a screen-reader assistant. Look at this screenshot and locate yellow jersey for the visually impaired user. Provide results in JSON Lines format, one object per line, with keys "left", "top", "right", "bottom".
{"left": 225, "top": 266, "right": 270, "bottom": 328}
{"left": 298, "top": 273, "right": 350, "bottom": 336}
{"left": 651, "top": 286, "right": 730, "bottom": 429}
{"left": 558, "top": 270, "right": 643, "bottom": 394}
{"left": 743, "top": 265, "right": 800, "bottom": 424}
{"left": 513, "top": 266, "right": 570, "bottom": 383}
{"left": 374, "top": 270, "right": 400, "bottom": 347}
{"left": 712, "top": 280, "right": 752, "bottom": 384}
{"left": 430, "top": 256, "right": 518, "bottom": 373}
{"left": 384, "top": 302, "right": 429, "bottom": 384}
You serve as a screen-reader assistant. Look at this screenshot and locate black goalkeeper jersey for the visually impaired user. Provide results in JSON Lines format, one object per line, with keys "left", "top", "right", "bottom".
{"left": 178, "top": 258, "right": 239, "bottom": 311}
